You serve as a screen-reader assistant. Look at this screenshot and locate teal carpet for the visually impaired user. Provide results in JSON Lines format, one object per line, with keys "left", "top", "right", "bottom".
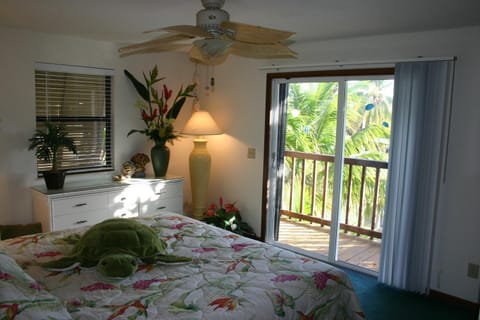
{"left": 344, "top": 269, "right": 478, "bottom": 320}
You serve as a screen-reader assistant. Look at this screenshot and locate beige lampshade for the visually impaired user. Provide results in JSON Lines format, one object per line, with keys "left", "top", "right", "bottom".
{"left": 181, "top": 110, "right": 222, "bottom": 136}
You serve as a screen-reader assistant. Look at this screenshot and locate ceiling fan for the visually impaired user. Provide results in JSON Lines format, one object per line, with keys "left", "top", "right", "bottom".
{"left": 118, "top": 0, "right": 297, "bottom": 65}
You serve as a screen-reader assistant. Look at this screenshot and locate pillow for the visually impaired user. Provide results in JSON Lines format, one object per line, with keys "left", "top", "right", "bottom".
{"left": 0, "top": 251, "right": 72, "bottom": 319}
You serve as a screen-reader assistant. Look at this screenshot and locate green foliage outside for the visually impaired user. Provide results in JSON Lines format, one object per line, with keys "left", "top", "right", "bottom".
{"left": 282, "top": 79, "right": 394, "bottom": 233}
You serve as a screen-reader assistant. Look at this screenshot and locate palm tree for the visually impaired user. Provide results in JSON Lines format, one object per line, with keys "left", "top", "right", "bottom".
{"left": 286, "top": 82, "right": 338, "bottom": 154}
{"left": 283, "top": 79, "right": 393, "bottom": 229}
{"left": 28, "top": 122, "right": 77, "bottom": 171}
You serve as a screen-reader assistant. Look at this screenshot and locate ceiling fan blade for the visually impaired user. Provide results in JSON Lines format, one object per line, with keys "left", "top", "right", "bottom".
{"left": 145, "top": 25, "right": 211, "bottom": 38}
{"left": 221, "top": 21, "right": 295, "bottom": 44}
{"left": 118, "top": 34, "right": 192, "bottom": 54}
{"left": 190, "top": 46, "right": 230, "bottom": 65}
{"left": 119, "top": 43, "right": 191, "bottom": 57}
{"left": 230, "top": 41, "right": 297, "bottom": 59}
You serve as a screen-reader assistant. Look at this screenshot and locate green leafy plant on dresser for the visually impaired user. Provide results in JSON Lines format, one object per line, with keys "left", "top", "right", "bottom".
{"left": 28, "top": 122, "right": 77, "bottom": 189}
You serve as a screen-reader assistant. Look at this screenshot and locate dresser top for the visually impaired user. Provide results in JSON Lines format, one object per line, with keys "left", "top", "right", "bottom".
{"left": 31, "top": 176, "right": 183, "bottom": 196}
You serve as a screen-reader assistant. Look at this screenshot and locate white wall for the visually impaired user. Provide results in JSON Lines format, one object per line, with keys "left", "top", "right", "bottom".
{"left": 0, "top": 24, "right": 478, "bottom": 303}
{"left": 0, "top": 26, "right": 121, "bottom": 224}
{"left": 0, "top": 26, "right": 195, "bottom": 225}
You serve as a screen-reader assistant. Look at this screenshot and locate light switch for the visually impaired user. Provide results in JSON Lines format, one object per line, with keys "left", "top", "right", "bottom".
{"left": 247, "top": 148, "right": 256, "bottom": 159}
{"left": 467, "top": 263, "right": 479, "bottom": 279}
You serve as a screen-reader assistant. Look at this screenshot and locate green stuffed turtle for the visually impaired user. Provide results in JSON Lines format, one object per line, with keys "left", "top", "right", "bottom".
{"left": 42, "top": 218, "right": 191, "bottom": 278}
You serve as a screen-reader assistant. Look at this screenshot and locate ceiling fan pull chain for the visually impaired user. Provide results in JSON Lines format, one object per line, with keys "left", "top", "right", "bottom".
{"left": 204, "top": 64, "right": 215, "bottom": 96}
{"left": 191, "top": 63, "right": 201, "bottom": 111}
{"left": 210, "top": 65, "right": 215, "bottom": 89}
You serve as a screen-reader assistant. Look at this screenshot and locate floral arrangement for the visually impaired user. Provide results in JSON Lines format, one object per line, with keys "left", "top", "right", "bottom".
{"left": 124, "top": 66, "right": 196, "bottom": 145}
{"left": 202, "top": 197, "right": 256, "bottom": 238}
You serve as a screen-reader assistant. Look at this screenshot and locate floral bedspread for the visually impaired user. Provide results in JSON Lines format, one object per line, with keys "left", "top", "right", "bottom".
{"left": 0, "top": 213, "right": 364, "bottom": 319}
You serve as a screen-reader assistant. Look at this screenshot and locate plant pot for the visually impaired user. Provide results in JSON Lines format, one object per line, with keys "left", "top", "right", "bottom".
{"left": 43, "top": 170, "right": 66, "bottom": 189}
{"left": 151, "top": 143, "right": 170, "bottom": 177}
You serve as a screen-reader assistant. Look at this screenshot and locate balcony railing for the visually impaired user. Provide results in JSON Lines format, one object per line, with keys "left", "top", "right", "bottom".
{"left": 281, "top": 150, "right": 388, "bottom": 240}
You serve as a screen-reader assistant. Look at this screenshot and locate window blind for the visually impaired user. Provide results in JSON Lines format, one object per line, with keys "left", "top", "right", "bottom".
{"left": 34, "top": 63, "right": 113, "bottom": 174}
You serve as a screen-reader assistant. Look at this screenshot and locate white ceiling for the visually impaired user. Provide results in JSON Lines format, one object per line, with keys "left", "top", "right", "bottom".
{"left": 1, "top": 0, "right": 479, "bottom": 44}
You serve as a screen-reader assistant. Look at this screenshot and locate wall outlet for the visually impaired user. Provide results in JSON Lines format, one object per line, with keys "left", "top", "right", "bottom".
{"left": 467, "top": 263, "right": 479, "bottom": 279}
{"left": 247, "top": 147, "right": 256, "bottom": 159}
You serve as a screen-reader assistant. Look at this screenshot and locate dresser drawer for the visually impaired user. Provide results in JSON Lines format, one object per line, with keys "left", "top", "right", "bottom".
{"left": 52, "top": 210, "right": 111, "bottom": 231}
{"left": 51, "top": 193, "right": 109, "bottom": 216}
{"left": 139, "top": 196, "right": 183, "bottom": 215}
{"left": 149, "top": 181, "right": 183, "bottom": 201}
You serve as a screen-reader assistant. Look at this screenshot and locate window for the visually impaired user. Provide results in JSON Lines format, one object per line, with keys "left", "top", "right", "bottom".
{"left": 34, "top": 63, "right": 113, "bottom": 174}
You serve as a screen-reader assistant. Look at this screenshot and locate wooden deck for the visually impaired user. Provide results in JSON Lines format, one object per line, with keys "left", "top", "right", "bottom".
{"left": 277, "top": 217, "right": 381, "bottom": 272}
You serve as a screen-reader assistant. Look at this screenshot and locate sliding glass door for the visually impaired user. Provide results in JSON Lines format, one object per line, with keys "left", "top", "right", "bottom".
{"left": 265, "top": 71, "right": 393, "bottom": 272}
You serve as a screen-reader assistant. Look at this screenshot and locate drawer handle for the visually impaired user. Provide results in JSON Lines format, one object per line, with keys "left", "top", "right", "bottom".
{"left": 121, "top": 213, "right": 127, "bottom": 217}
{"left": 157, "top": 206, "right": 166, "bottom": 210}
{"left": 75, "top": 220, "right": 88, "bottom": 225}
{"left": 74, "top": 203, "right": 87, "bottom": 207}
{"left": 155, "top": 192, "right": 167, "bottom": 195}
{"left": 121, "top": 197, "right": 127, "bottom": 201}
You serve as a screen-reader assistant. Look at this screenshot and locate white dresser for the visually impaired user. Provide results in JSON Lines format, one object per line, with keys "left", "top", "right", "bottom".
{"left": 32, "top": 177, "right": 184, "bottom": 232}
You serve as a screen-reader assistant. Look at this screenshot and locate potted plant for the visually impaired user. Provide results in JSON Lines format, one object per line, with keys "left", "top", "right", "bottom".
{"left": 202, "top": 197, "right": 257, "bottom": 239}
{"left": 124, "top": 65, "right": 196, "bottom": 177}
{"left": 28, "top": 122, "right": 77, "bottom": 189}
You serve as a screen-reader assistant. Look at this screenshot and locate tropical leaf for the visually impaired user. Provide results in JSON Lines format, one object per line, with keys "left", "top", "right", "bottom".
{"left": 166, "top": 97, "right": 186, "bottom": 120}
{"left": 127, "top": 129, "right": 146, "bottom": 137}
{"left": 124, "top": 69, "right": 149, "bottom": 101}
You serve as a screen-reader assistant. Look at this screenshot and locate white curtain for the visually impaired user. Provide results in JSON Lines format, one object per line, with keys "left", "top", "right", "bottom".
{"left": 378, "top": 60, "right": 455, "bottom": 293}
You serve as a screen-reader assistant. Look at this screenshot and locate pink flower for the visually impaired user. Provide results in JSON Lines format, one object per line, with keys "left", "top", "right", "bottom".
{"left": 209, "top": 203, "right": 218, "bottom": 210}
{"left": 132, "top": 278, "right": 166, "bottom": 290}
{"left": 192, "top": 247, "right": 217, "bottom": 253}
{"left": 231, "top": 243, "right": 254, "bottom": 252}
{"left": 29, "top": 282, "right": 43, "bottom": 290}
{"left": 206, "top": 209, "right": 216, "bottom": 217}
{"left": 81, "top": 282, "right": 116, "bottom": 292}
{"left": 69, "top": 299, "right": 82, "bottom": 307}
{"left": 0, "top": 271, "right": 12, "bottom": 280}
{"left": 219, "top": 197, "right": 224, "bottom": 208}
{"left": 171, "top": 222, "right": 191, "bottom": 229}
{"left": 224, "top": 203, "right": 239, "bottom": 213}
{"left": 141, "top": 108, "right": 158, "bottom": 121}
{"left": 271, "top": 274, "right": 302, "bottom": 283}
{"left": 312, "top": 271, "right": 338, "bottom": 290}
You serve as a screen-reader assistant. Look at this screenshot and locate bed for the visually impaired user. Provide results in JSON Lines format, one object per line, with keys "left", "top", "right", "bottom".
{"left": 0, "top": 212, "right": 364, "bottom": 319}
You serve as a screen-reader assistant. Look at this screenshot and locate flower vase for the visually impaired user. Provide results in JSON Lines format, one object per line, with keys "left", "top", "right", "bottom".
{"left": 151, "top": 143, "right": 170, "bottom": 177}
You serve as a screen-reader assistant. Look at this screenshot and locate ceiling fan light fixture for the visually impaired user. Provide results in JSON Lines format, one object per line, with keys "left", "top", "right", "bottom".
{"left": 190, "top": 45, "right": 229, "bottom": 65}
{"left": 194, "top": 39, "right": 232, "bottom": 57}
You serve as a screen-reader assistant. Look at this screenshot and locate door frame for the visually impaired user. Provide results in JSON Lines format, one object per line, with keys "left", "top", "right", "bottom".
{"left": 261, "top": 68, "right": 394, "bottom": 266}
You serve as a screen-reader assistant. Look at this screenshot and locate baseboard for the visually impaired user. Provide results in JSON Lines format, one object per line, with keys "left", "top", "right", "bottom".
{"left": 429, "top": 289, "right": 479, "bottom": 314}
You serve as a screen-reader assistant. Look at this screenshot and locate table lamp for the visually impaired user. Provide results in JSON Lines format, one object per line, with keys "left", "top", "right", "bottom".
{"left": 181, "top": 110, "right": 222, "bottom": 220}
